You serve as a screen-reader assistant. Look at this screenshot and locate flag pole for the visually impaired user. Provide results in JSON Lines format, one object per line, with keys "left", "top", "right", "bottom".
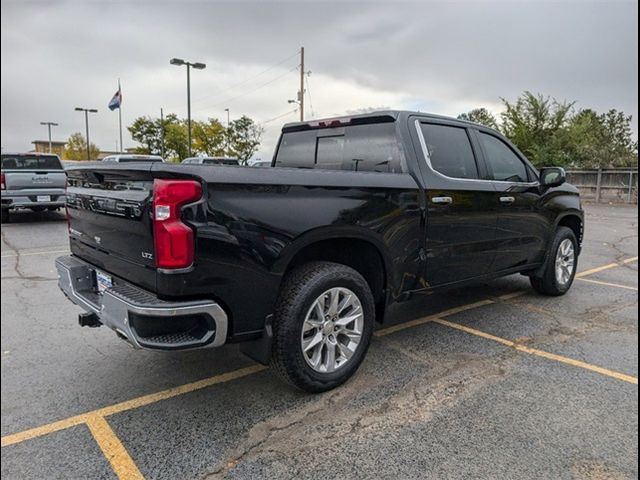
{"left": 118, "top": 78, "right": 123, "bottom": 153}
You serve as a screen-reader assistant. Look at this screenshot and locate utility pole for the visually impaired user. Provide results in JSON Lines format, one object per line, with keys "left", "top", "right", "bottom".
{"left": 40, "top": 122, "right": 58, "bottom": 152}
{"left": 289, "top": 47, "right": 309, "bottom": 121}
{"left": 160, "top": 108, "right": 165, "bottom": 159}
{"left": 299, "top": 47, "right": 305, "bottom": 122}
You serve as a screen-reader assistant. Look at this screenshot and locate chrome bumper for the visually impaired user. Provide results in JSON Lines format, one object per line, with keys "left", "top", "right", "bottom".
{"left": 55, "top": 255, "right": 228, "bottom": 350}
{"left": 2, "top": 190, "right": 66, "bottom": 209}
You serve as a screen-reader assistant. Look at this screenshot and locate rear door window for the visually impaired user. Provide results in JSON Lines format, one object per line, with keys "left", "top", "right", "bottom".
{"left": 1, "top": 155, "right": 63, "bottom": 170}
{"left": 419, "top": 124, "right": 479, "bottom": 179}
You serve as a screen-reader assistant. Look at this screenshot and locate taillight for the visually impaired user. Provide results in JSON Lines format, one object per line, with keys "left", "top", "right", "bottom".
{"left": 1, "top": 172, "right": 5, "bottom": 190}
{"left": 152, "top": 179, "right": 202, "bottom": 269}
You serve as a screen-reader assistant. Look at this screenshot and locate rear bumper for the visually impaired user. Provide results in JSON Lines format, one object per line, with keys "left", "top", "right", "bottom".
{"left": 2, "top": 189, "right": 66, "bottom": 209}
{"left": 55, "top": 255, "right": 228, "bottom": 350}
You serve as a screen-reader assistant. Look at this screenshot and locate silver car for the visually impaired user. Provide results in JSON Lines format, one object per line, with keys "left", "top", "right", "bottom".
{"left": 101, "top": 154, "right": 164, "bottom": 163}
{"left": 1, "top": 153, "right": 67, "bottom": 222}
{"left": 181, "top": 156, "right": 239, "bottom": 166}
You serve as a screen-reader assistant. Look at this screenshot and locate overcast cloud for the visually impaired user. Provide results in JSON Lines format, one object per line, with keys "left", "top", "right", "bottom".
{"left": 1, "top": 0, "right": 637, "bottom": 160}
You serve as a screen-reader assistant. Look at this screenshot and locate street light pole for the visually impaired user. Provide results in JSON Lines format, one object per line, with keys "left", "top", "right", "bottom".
{"left": 224, "top": 108, "right": 230, "bottom": 156}
{"left": 74, "top": 107, "right": 98, "bottom": 160}
{"left": 40, "top": 122, "right": 59, "bottom": 152}
{"left": 170, "top": 58, "right": 206, "bottom": 158}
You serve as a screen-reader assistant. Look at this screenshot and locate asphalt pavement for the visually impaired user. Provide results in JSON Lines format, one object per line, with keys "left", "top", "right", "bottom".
{"left": 1, "top": 203, "right": 637, "bottom": 479}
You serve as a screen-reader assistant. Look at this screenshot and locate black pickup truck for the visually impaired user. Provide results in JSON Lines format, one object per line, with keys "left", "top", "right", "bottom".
{"left": 56, "top": 111, "right": 583, "bottom": 392}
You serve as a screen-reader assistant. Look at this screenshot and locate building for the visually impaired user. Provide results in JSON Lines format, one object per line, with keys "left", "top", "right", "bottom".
{"left": 31, "top": 140, "right": 66, "bottom": 157}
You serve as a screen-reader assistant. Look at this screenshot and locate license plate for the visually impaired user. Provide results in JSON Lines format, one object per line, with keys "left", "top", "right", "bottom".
{"left": 37, "top": 195, "right": 51, "bottom": 202}
{"left": 96, "top": 270, "right": 113, "bottom": 293}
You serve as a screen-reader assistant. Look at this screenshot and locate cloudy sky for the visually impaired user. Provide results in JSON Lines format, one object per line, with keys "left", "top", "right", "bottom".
{"left": 1, "top": 0, "right": 637, "bottom": 160}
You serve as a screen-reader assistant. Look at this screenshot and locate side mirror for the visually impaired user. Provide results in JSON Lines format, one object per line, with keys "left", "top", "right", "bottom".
{"left": 540, "top": 167, "right": 566, "bottom": 188}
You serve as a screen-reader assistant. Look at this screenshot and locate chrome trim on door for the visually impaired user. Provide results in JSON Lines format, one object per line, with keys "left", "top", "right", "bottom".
{"left": 431, "top": 196, "right": 453, "bottom": 205}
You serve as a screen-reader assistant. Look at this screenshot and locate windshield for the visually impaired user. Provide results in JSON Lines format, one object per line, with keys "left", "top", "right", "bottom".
{"left": 1, "top": 154, "right": 63, "bottom": 170}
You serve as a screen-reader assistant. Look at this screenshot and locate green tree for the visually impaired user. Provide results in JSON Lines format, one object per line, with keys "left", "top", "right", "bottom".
{"left": 457, "top": 108, "right": 499, "bottom": 129}
{"left": 193, "top": 118, "right": 226, "bottom": 156}
{"left": 500, "top": 91, "right": 574, "bottom": 167}
{"left": 227, "top": 115, "right": 263, "bottom": 164}
{"left": 164, "top": 120, "right": 189, "bottom": 162}
{"left": 63, "top": 132, "right": 99, "bottom": 160}
{"left": 128, "top": 116, "right": 160, "bottom": 154}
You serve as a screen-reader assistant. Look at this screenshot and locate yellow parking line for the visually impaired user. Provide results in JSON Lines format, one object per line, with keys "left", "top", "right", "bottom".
{"left": 576, "top": 256, "right": 638, "bottom": 278}
{"left": 86, "top": 415, "right": 144, "bottom": 480}
{"left": 1, "top": 414, "right": 89, "bottom": 448}
{"left": 374, "top": 299, "right": 495, "bottom": 337}
{"left": 432, "top": 318, "right": 638, "bottom": 385}
{"left": 1, "top": 364, "right": 265, "bottom": 448}
{"left": 1, "top": 256, "right": 637, "bottom": 450}
{"left": 577, "top": 278, "right": 638, "bottom": 291}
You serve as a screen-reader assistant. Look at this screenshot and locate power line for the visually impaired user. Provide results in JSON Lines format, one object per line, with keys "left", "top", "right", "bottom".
{"left": 168, "top": 51, "right": 300, "bottom": 112}
{"left": 193, "top": 65, "right": 298, "bottom": 113}
{"left": 258, "top": 109, "right": 299, "bottom": 127}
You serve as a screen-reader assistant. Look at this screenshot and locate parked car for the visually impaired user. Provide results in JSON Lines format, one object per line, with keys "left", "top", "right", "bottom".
{"left": 101, "top": 154, "right": 164, "bottom": 163}
{"left": 56, "top": 110, "right": 583, "bottom": 392}
{"left": 250, "top": 160, "right": 272, "bottom": 168}
{"left": 1, "top": 153, "right": 67, "bottom": 222}
{"left": 182, "top": 156, "right": 240, "bottom": 166}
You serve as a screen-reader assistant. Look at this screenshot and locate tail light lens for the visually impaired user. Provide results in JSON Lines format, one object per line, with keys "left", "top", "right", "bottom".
{"left": 152, "top": 179, "right": 202, "bottom": 269}
{"left": 1, "top": 172, "right": 5, "bottom": 190}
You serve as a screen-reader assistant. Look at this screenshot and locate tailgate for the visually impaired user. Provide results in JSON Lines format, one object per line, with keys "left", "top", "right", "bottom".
{"left": 66, "top": 164, "right": 157, "bottom": 291}
{"left": 4, "top": 171, "right": 67, "bottom": 190}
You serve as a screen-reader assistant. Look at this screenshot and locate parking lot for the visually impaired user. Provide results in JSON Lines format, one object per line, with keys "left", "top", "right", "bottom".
{"left": 1, "top": 203, "right": 637, "bottom": 479}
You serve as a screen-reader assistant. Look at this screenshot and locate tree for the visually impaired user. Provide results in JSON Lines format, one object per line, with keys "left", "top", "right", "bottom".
{"left": 457, "top": 108, "right": 499, "bottom": 129}
{"left": 193, "top": 118, "right": 226, "bottom": 157}
{"left": 560, "top": 109, "right": 638, "bottom": 168}
{"left": 500, "top": 92, "right": 574, "bottom": 167}
{"left": 128, "top": 116, "right": 161, "bottom": 155}
{"left": 127, "top": 113, "right": 187, "bottom": 161}
{"left": 227, "top": 115, "right": 264, "bottom": 164}
{"left": 164, "top": 120, "right": 189, "bottom": 161}
{"left": 63, "top": 133, "right": 99, "bottom": 160}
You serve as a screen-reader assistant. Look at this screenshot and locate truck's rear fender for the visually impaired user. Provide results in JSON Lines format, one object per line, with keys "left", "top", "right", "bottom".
{"left": 273, "top": 227, "right": 392, "bottom": 314}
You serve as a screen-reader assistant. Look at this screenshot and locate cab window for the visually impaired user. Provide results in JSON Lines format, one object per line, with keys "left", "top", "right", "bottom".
{"left": 479, "top": 133, "right": 529, "bottom": 182}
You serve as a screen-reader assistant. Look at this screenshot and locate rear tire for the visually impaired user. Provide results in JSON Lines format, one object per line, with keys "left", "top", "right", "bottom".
{"left": 1, "top": 209, "right": 9, "bottom": 223}
{"left": 270, "top": 262, "right": 375, "bottom": 393}
{"left": 530, "top": 226, "right": 578, "bottom": 296}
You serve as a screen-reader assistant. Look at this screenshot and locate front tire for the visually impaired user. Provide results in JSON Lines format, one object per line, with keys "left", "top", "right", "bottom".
{"left": 1, "top": 209, "right": 9, "bottom": 223}
{"left": 271, "top": 262, "right": 375, "bottom": 393}
{"left": 530, "top": 226, "right": 578, "bottom": 296}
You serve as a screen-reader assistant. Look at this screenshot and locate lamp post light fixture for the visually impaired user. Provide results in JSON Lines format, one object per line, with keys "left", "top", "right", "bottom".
{"left": 40, "top": 122, "right": 59, "bottom": 153}
{"left": 170, "top": 57, "right": 206, "bottom": 157}
{"left": 74, "top": 107, "right": 98, "bottom": 160}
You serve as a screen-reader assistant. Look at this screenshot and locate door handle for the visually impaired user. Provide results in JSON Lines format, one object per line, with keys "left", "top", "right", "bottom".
{"left": 431, "top": 196, "right": 453, "bottom": 205}
{"left": 500, "top": 196, "right": 516, "bottom": 205}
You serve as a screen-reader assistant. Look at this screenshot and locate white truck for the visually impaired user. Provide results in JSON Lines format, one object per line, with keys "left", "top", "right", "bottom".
{"left": 1, "top": 153, "right": 67, "bottom": 222}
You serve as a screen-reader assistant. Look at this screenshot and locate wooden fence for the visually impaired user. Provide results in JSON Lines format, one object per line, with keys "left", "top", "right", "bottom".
{"left": 566, "top": 169, "right": 638, "bottom": 204}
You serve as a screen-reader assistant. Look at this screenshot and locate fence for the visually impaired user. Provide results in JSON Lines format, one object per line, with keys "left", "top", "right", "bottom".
{"left": 566, "top": 169, "right": 638, "bottom": 204}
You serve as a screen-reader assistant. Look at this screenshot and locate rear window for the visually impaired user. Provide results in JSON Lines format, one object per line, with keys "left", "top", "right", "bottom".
{"left": 275, "top": 123, "right": 404, "bottom": 173}
{"left": 1, "top": 154, "right": 63, "bottom": 170}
